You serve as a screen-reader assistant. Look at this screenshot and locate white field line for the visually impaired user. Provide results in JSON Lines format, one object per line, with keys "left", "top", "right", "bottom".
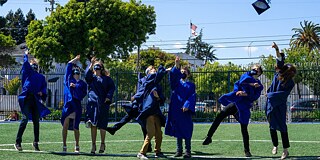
{"left": 1, "top": 139, "right": 320, "bottom": 147}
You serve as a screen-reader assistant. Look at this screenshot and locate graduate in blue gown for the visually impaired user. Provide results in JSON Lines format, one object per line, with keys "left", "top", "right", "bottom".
{"left": 165, "top": 56, "right": 196, "bottom": 158}
{"left": 203, "top": 64, "right": 263, "bottom": 157}
{"left": 135, "top": 65, "right": 168, "bottom": 159}
{"left": 15, "top": 50, "right": 50, "bottom": 151}
{"left": 266, "top": 42, "right": 296, "bottom": 159}
{"left": 61, "top": 55, "right": 87, "bottom": 153}
{"left": 106, "top": 71, "right": 152, "bottom": 152}
{"left": 85, "top": 57, "right": 115, "bottom": 154}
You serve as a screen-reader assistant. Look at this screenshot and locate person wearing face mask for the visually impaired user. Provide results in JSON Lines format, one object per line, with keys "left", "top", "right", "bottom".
{"left": 85, "top": 57, "right": 115, "bottom": 154}
{"left": 202, "top": 63, "right": 264, "bottom": 158}
{"left": 15, "top": 50, "right": 51, "bottom": 152}
{"left": 164, "top": 56, "right": 196, "bottom": 158}
{"left": 266, "top": 42, "right": 296, "bottom": 160}
{"left": 106, "top": 70, "right": 152, "bottom": 152}
{"left": 135, "top": 65, "right": 169, "bottom": 160}
{"left": 61, "top": 55, "right": 87, "bottom": 153}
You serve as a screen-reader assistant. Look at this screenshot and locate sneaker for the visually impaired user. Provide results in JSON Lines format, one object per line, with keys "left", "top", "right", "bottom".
{"left": 281, "top": 149, "right": 289, "bottom": 159}
{"left": 245, "top": 151, "right": 252, "bottom": 157}
{"left": 62, "top": 146, "right": 67, "bottom": 152}
{"left": 106, "top": 127, "right": 116, "bottom": 135}
{"left": 155, "top": 152, "right": 167, "bottom": 158}
{"left": 85, "top": 120, "right": 92, "bottom": 128}
{"left": 137, "top": 153, "right": 148, "bottom": 160}
{"left": 173, "top": 152, "right": 182, "bottom": 157}
{"left": 272, "top": 146, "right": 278, "bottom": 155}
{"left": 14, "top": 143, "right": 22, "bottom": 151}
{"left": 74, "top": 146, "right": 80, "bottom": 153}
{"left": 202, "top": 136, "right": 212, "bottom": 145}
{"left": 33, "top": 142, "right": 40, "bottom": 151}
{"left": 183, "top": 152, "right": 191, "bottom": 158}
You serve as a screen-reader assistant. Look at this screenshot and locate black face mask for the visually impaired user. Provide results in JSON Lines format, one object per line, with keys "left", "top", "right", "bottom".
{"left": 181, "top": 73, "right": 187, "bottom": 79}
{"left": 72, "top": 69, "right": 80, "bottom": 75}
{"left": 31, "top": 64, "right": 38, "bottom": 71}
{"left": 250, "top": 69, "right": 258, "bottom": 75}
{"left": 93, "top": 64, "right": 102, "bottom": 71}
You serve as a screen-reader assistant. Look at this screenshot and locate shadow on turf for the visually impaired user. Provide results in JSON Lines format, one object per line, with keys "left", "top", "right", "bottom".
{"left": 20, "top": 151, "right": 320, "bottom": 159}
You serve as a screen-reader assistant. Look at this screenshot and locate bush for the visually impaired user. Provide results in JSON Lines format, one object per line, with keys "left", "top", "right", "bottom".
{"left": 3, "top": 76, "right": 21, "bottom": 95}
{"left": 45, "top": 108, "right": 62, "bottom": 120}
{"left": 251, "top": 110, "right": 266, "bottom": 122}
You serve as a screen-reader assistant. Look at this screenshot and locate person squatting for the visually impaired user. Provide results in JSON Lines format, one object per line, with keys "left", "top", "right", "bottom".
{"left": 14, "top": 42, "right": 296, "bottom": 160}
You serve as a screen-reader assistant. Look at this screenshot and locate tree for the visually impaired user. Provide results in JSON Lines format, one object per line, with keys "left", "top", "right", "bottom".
{"left": 194, "top": 62, "right": 243, "bottom": 104}
{"left": 4, "top": 9, "right": 36, "bottom": 45}
{"left": 26, "top": 0, "right": 156, "bottom": 70}
{"left": 261, "top": 46, "right": 320, "bottom": 98}
{"left": 0, "top": 0, "right": 7, "bottom": 6}
{"left": 0, "top": 33, "right": 16, "bottom": 67}
{"left": 185, "top": 29, "right": 217, "bottom": 63}
{"left": 290, "top": 20, "right": 320, "bottom": 52}
{"left": 104, "top": 49, "right": 187, "bottom": 101}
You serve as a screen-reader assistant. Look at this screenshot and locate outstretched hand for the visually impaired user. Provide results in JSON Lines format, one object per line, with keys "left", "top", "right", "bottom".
{"left": 272, "top": 42, "right": 279, "bottom": 50}
{"left": 175, "top": 56, "right": 180, "bottom": 67}
{"left": 91, "top": 56, "right": 96, "bottom": 64}
{"left": 75, "top": 55, "right": 80, "bottom": 61}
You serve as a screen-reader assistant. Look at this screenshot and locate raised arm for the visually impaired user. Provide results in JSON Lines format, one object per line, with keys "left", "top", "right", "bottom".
{"left": 169, "top": 56, "right": 182, "bottom": 90}
{"left": 272, "top": 42, "right": 285, "bottom": 69}
{"left": 21, "top": 51, "right": 33, "bottom": 84}
{"left": 65, "top": 55, "right": 80, "bottom": 85}
{"left": 85, "top": 57, "right": 97, "bottom": 84}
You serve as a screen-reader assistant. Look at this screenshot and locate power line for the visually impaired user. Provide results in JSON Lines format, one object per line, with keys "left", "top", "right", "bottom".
{"left": 158, "top": 16, "right": 320, "bottom": 27}
{"left": 143, "top": 43, "right": 289, "bottom": 50}
{"left": 146, "top": 34, "right": 292, "bottom": 43}
{"left": 145, "top": 39, "right": 291, "bottom": 46}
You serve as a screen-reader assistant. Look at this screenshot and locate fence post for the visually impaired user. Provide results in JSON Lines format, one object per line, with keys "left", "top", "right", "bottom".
{"left": 114, "top": 70, "right": 119, "bottom": 121}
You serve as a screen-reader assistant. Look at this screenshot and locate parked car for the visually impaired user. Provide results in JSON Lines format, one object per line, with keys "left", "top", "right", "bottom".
{"left": 290, "top": 99, "right": 320, "bottom": 112}
{"left": 195, "top": 102, "right": 208, "bottom": 112}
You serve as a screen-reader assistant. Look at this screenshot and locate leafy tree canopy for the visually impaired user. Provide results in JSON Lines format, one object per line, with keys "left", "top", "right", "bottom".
{"left": 26, "top": 0, "right": 156, "bottom": 71}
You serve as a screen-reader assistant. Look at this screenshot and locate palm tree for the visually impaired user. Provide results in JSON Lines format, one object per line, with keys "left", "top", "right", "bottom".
{"left": 290, "top": 20, "right": 320, "bottom": 52}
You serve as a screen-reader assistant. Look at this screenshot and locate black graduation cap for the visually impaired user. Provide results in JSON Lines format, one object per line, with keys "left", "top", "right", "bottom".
{"left": 252, "top": 0, "right": 270, "bottom": 15}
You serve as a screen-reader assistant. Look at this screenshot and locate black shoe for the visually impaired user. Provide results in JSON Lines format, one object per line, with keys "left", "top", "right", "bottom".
{"left": 183, "top": 152, "right": 191, "bottom": 158}
{"left": 173, "top": 152, "right": 182, "bottom": 157}
{"left": 33, "top": 142, "right": 40, "bottom": 151}
{"left": 14, "top": 143, "right": 22, "bottom": 151}
{"left": 202, "top": 136, "right": 212, "bottom": 145}
{"left": 155, "top": 152, "right": 167, "bottom": 158}
{"left": 245, "top": 151, "right": 252, "bottom": 157}
{"left": 106, "top": 127, "right": 116, "bottom": 135}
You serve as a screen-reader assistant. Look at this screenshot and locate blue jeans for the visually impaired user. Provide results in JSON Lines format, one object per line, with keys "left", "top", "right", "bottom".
{"left": 177, "top": 138, "right": 191, "bottom": 153}
{"left": 16, "top": 95, "right": 40, "bottom": 144}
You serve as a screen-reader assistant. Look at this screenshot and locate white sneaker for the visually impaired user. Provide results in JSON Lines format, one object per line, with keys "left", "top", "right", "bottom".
{"left": 137, "top": 153, "right": 148, "bottom": 160}
{"left": 281, "top": 149, "right": 289, "bottom": 159}
{"left": 272, "top": 146, "right": 277, "bottom": 155}
{"left": 85, "top": 120, "right": 92, "bottom": 128}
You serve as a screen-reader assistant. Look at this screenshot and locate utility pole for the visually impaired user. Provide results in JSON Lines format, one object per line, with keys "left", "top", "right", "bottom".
{"left": 44, "top": 0, "right": 56, "bottom": 13}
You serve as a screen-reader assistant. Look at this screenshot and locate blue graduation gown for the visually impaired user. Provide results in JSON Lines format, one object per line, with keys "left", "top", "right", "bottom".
{"left": 266, "top": 56, "right": 294, "bottom": 132}
{"left": 61, "top": 63, "right": 87, "bottom": 130}
{"left": 165, "top": 66, "right": 196, "bottom": 139}
{"left": 219, "top": 71, "right": 263, "bottom": 124}
{"left": 85, "top": 68, "right": 115, "bottom": 127}
{"left": 135, "top": 66, "right": 167, "bottom": 126}
{"left": 18, "top": 55, "right": 51, "bottom": 119}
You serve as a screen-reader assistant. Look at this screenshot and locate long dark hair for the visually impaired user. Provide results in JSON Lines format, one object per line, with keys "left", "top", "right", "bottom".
{"left": 278, "top": 64, "right": 297, "bottom": 85}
